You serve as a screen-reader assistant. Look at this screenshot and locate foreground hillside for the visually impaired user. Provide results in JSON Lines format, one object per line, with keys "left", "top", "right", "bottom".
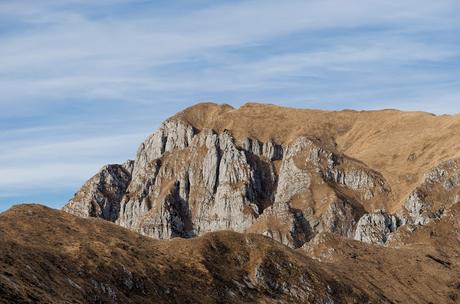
{"left": 1, "top": 204, "right": 459, "bottom": 303}
{"left": 0, "top": 205, "right": 366, "bottom": 303}
{"left": 64, "top": 103, "right": 460, "bottom": 248}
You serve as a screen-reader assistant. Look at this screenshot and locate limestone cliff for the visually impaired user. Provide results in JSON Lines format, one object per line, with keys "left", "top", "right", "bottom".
{"left": 63, "top": 103, "right": 460, "bottom": 248}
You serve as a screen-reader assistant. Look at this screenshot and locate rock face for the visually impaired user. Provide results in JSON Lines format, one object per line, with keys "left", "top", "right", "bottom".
{"left": 400, "top": 158, "right": 460, "bottom": 225}
{"left": 63, "top": 103, "right": 460, "bottom": 248}
{"left": 351, "top": 158, "right": 460, "bottom": 245}
{"left": 115, "top": 127, "right": 263, "bottom": 240}
{"left": 353, "top": 211, "right": 398, "bottom": 245}
{"left": 64, "top": 161, "right": 133, "bottom": 222}
{"left": 246, "top": 136, "right": 390, "bottom": 247}
{"left": 64, "top": 118, "right": 390, "bottom": 248}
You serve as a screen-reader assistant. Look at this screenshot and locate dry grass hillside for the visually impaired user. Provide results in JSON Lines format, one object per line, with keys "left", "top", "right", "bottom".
{"left": 173, "top": 102, "right": 460, "bottom": 211}
{"left": 1, "top": 204, "right": 459, "bottom": 303}
{"left": 0, "top": 204, "right": 370, "bottom": 303}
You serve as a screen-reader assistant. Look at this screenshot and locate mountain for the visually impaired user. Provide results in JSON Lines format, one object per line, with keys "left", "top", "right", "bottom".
{"left": 3, "top": 102, "right": 459, "bottom": 303}
{"left": 64, "top": 102, "right": 460, "bottom": 247}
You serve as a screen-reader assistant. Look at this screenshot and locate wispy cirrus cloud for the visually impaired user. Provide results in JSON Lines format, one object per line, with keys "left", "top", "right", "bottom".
{"left": 0, "top": 130, "right": 147, "bottom": 210}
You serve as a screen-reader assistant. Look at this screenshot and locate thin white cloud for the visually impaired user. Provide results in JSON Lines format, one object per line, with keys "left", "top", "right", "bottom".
{"left": 0, "top": 131, "right": 147, "bottom": 189}
{"left": 0, "top": 133, "right": 144, "bottom": 163}
{"left": 0, "top": 163, "right": 100, "bottom": 187}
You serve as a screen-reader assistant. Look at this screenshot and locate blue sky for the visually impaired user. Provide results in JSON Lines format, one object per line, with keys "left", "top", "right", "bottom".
{"left": 1, "top": 0, "right": 460, "bottom": 211}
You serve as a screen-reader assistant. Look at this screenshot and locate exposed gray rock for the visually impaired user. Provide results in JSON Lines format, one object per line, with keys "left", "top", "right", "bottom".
{"left": 249, "top": 136, "right": 386, "bottom": 247}
{"left": 262, "top": 140, "right": 283, "bottom": 160}
{"left": 63, "top": 163, "right": 132, "bottom": 222}
{"left": 192, "top": 131, "right": 258, "bottom": 234}
{"left": 402, "top": 191, "right": 432, "bottom": 225}
{"left": 116, "top": 159, "right": 162, "bottom": 229}
{"left": 113, "top": 127, "right": 265, "bottom": 239}
{"left": 353, "top": 211, "right": 398, "bottom": 245}
{"left": 274, "top": 137, "right": 313, "bottom": 206}
{"left": 122, "top": 160, "right": 134, "bottom": 174}
{"left": 137, "top": 179, "right": 193, "bottom": 239}
{"left": 132, "top": 119, "right": 195, "bottom": 178}
{"left": 399, "top": 158, "right": 460, "bottom": 225}
{"left": 321, "top": 199, "right": 363, "bottom": 238}
{"left": 352, "top": 158, "right": 460, "bottom": 245}
{"left": 64, "top": 119, "right": 392, "bottom": 248}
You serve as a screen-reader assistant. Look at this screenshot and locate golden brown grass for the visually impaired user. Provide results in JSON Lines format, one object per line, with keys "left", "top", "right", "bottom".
{"left": 2, "top": 204, "right": 458, "bottom": 303}
{"left": 0, "top": 204, "right": 369, "bottom": 303}
{"left": 303, "top": 203, "right": 460, "bottom": 304}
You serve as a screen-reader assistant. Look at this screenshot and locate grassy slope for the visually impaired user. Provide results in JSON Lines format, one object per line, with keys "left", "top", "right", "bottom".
{"left": 1, "top": 204, "right": 459, "bottom": 303}
{"left": 0, "top": 204, "right": 368, "bottom": 304}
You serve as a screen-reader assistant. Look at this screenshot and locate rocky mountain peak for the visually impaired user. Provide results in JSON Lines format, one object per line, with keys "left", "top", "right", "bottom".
{"left": 64, "top": 103, "right": 460, "bottom": 247}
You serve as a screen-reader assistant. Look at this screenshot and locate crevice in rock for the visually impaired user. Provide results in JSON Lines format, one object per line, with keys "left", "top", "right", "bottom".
{"left": 165, "top": 180, "right": 194, "bottom": 238}
{"left": 213, "top": 137, "right": 221, "bottom": 195}
{"left": 289, "top": 207, "right": 313, "bottom": 247}
{"left": 245, "top": 152, "right": 278, "bottom": 215}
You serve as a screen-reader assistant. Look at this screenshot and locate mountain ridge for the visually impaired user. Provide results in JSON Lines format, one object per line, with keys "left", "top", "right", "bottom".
{"left": 63, "top": 102, "right": 460, "bottom": 249}
{"left": 3, "top": 102, "right": 460, "bottom": 303}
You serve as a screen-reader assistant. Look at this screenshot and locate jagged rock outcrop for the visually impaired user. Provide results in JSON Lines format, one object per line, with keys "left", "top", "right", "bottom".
{"left": 352, "top": 158, "right": 460, "bottom": 245}
{"left": 399, "top": 158, "right": 460, "bottom": 225}
{"left": 115, "top": 128, "right": 263, "bottom": 239}
{"left": 63, "top": 161, "right": 133, "bottom": 221}
{"left": 248, "top": 136, "right": 389, "bottom": 247}
{"left": 64, "top": 112, "right": 392, "bottom": 248}
{"left": 63, "top": 103, "right": 460, "bottom": 249}
{"left": 353, "top": 210, "right": 398, "bottom": 245}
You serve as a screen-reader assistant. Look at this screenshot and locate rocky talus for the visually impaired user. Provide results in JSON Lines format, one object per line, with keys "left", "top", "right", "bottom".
{"left": 64, "top": 103, "right": 460, "bottom": 248}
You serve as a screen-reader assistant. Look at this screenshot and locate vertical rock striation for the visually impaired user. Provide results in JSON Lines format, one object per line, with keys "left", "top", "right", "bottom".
{"left": 248, "top": 136, "right": 390, "bottom": 247}
{"left": 64, "top": 116, "right": 394, "bottom": 248}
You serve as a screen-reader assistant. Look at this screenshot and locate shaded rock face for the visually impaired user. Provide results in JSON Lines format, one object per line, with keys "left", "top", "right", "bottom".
{"left": 63, "top": 112, "right": 460, "bottom": 248}
{"left": 116, "top": 128, "right": 263, "bottom": 239}
{"left": 63, "top": 161, "right": 133, "bottom": 222}
{"left": 249, "top": 136, "right": 390, "bottom": 248}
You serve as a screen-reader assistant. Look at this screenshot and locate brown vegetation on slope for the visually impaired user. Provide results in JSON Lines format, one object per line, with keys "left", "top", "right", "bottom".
{"left": 303, "top": 203, "right": 460, "bottom": 303}
{"left": 1, "top": 204, "right": 459, "bottom": 303}
{"left": 0, "top": 204, "right": 370, "bottom": 304}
